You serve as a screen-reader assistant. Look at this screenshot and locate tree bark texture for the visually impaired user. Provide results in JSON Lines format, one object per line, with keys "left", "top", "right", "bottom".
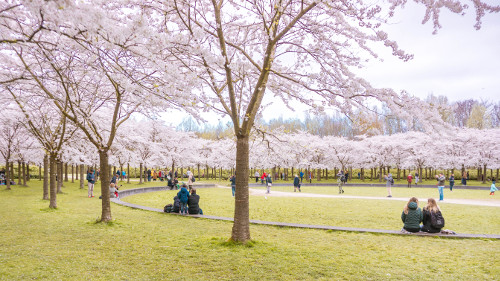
{"left": 231, "top": 135, "right": 251, "bottom": 243}
{"left": 57, "top": 160, "right": 63, "bottom": 193}
{"left": 64, "top": 163, "right": 68, "bottom": 182}
{"left": 49, "top": 154, "right": 57, "bottom": 208}
{"left": 43, "top": 154, "right": 49, "bottom": 200}
{"left": 71, "top": 165, "right": 74, "bottom": 183}
{"left": 79, "top": 164, "right": 84, "bottom": 189}
{"left": 5, "top": 160, "right": 11, "bottom": 190}
{"left": 26, "top": 163, "right": 30, "bottom": 181}
{"left": 139, "top": 163, "right": 143, "bottom": 184}
{"left": 22, "top": 162, "right": 27, "bottom": 186}
{"left": 127, "top": 163, "right": 130, "bottom": 183}
{"left": 17, "top": 161, "right": 21, "bottom": 185}
{"left": 99, "top": 150, "right": 112, "bottom": 222}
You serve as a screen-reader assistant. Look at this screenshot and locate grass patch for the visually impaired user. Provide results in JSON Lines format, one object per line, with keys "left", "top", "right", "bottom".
{"left": 1, "top": 181, "right": 499, "bottom": 280}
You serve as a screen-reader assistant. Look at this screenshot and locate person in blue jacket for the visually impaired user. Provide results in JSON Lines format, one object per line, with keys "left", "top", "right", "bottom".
{"left": 299, "top": 171, "right": 304, "bottom": 183}
{"left": 293, "top": 174, "right": 301, "bottom": 192}
{"left": 177, "top": 184, "right": 190, "bottom": 215}
{"left": 229, "top": 174, "right": 236, "bottom": 197}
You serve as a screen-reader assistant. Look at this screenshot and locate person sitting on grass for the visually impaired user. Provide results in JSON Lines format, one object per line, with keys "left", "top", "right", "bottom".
{"left": 173, "top": 195, "right": 180, "bottom": 213}
{"left": 109, "top": 183, "right": 119, "bottom": 198}
{"left": 490, "top": 179, "right": 498, "bottom": 196}
{"left": 177, "top": 184, "right": 190, "bottom": 215}
{"left": 187, "top": 188, "right": 203, "bottom": 215}
{"left": 421, "top": 198, "right": 444, "bottom": 233}
{"left": 401, "top": 197, "right": 423, "bottom": 233}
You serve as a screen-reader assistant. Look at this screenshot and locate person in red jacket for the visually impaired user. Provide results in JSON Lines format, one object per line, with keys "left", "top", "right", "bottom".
{"left": 261, "top": 172, "right": 267, "bottom": 185}
{"left": 407, "top": 174, "right": 413, "bottom": 188}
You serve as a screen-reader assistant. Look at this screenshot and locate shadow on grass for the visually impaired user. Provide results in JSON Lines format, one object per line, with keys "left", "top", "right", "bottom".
{"left": 210, "top": 237, "right": 259, "bottom": 248}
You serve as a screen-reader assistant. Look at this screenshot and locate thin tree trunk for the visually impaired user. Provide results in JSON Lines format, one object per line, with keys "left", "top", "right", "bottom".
{"left": 49, "top": 154, "right": 57, "bottom": 208}
{"left": 57, "top": 160, "right": 63, "bottom": 193}
{"left": 17, "top": 161, "right": 21, "bottom": 185}
{"left": 127, "top": 163, "right": 130, "bottom": 184}
{"left": 39, "top": 163, "right": 42, "bottom": 181}
{"left": 64, "top": 163, "right": 68, "bottom": 182}
{"left": 76, "top": 164, "right": 79, "bottom": 180}
{"left": 22, "top": 162, "right": 27, "bottom": 186}
{"left": 79, "top": 164, "right": 84, "bottom": 189}
{"left": 231, "top": 135, "right": 251, "bottom": 243}
{"left": 5, "top": 160, "right": 11, "bottom": 190}
{"left": 99, "top": 150, "right": 112, "bottom": 222}
{"left": 483, "top": 164, "right": 487, "bottom": 184}
{"left": 139, "top": 163, "right": 143, "bottom": 184}
{"left": 71, "top": 164, "right": 74, "bottom": 183}
{"left": 43, "top": 155, "right": 49, "bottom": 199}
{"left": 26, "top": 163, "right": 30, "bottom": 182}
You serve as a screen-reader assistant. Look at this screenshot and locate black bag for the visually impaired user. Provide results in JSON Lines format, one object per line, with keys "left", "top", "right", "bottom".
{"left": 192, "top": 176, "right": 195, "bottom": 183}
{"left": 430, "top": 211, "right": 445, "bottom": 228}
{"left": 164, "top": 204, "right": 173, "bottom": 213}
{"left": 391, "top": 178, "right": 394, "bottom": 184}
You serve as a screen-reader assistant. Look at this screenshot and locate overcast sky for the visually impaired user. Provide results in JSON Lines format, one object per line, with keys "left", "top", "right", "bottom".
{"left": 165, "top": 3, "right": 500, "bottom": 126}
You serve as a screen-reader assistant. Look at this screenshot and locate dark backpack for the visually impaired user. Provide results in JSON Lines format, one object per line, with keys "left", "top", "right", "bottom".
{"left": 430, "top": 211, "right": 445, "bottom": 228}
{"left": 391, "top": 178, "right": 394, "bottom": 184}
{"left": 192, "top": 176, "right": 195, "bottom": 183}
{"left": 164, "top": 204, "right": 173, "bottom": 213}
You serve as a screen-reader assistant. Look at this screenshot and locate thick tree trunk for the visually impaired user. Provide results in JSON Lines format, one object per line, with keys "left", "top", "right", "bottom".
{"left": 43, "top": 155, "right": 49, "bottom": 200}
{"left": 231, "top": 135, "right": 251, "bottom": 243}
{"left": 79, "top": 164, "right": 84, "bottom": 189}
{"left": 99, "top": 150, "right": 112, "bottom": 222}
{"left": 49, "top": 154, "right": 57, "bottom": 208}
{"left": 197, "top": 164, "right": 200, "bottom": 181}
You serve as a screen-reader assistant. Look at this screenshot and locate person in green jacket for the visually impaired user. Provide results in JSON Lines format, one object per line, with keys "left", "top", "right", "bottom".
{"left": 401, "top": 197, "right": 423, "bottom": 233}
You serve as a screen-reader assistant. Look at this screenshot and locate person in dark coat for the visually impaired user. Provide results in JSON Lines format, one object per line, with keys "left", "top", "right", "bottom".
{"left": 177, "top": 184, "right": 190, "bottom": 215}
{"left": 173, "top": 195, "right": 180, "bottom": 213}
{"left": 229, "top": 175, "right": 236, "bottom": 197}
{"left": 421, "top": 198, "right": 444, "bottom": 233}
{"left": 187, "top": 188, "right": 203, "bottom": 215}
{"left": 293, "top": 175, "right": 301, "bottom": 192}
{"left": 401, "top": 197, "right": 423, "bottom": 233}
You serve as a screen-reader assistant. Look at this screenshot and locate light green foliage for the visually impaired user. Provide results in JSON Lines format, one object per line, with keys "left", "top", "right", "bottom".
{"left": 1, "top": 182, "right": 499, "bottom": 280}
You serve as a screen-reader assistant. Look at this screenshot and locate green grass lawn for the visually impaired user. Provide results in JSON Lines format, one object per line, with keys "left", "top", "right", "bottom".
{"left": 1, "top": 181, "right": 499, "bottom": 280}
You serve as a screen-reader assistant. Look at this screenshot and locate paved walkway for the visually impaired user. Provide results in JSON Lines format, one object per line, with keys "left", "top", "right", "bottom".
{"left": 111, "top": 185, "right": 500, "bottom": 239}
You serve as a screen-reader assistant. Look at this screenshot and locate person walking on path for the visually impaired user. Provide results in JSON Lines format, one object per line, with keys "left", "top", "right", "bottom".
{"left": 490, "top": 180, "right": 498, "bottom": 196}
{"left": 229, "top": 174, "right": 236, "bottom": 197}
{"left": 407, "top": 174, "right": 413, "bottom": 188}
{"left": 254, "top": 171, "right": 260, "bottom": 183}
{"left": 86, "top": 169, "right": 95, "bottom": 198}
{"left": 449, "top": 174, "right": 455, "bottom": 191}
{"left": 337, "top": 171, "right": 345, "bottom": 194}
{"left": 299, "top": 171, "right": 304, "bottom": 183}
{"left": 261, "top": 172, "right": 266, "bottom": 185}
{"left": 415, "top": 171, "right": 419, "bottom": 185}
{"left": 401, "top": 197, "right": 423, "bottom": 233}
{"left": 293, "top": 174, "right": 301, "bottom": 192}
{"left": 177, "top": 184, "right": 190, "bottom": 215}
{"left": 436, "top": 173, "right": 446, "bottom": 201}
{"left": 461, "top": 171, "right": 467, "bottom": 186}
{"left": 265, "top": 174, "right": 272, "bottom": 194}
{"left": 384, "top": 173, "right": 393, "bottom": 197}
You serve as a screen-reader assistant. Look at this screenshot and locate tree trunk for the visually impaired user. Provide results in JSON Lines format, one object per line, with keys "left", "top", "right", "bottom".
{"left": 5, "top": 160, "right": 11, "bottom": 190}
{"left": 139, "top": 163, "right": 143, "bottom": 184}
{"left": 71, "top": 165, "right": 74, "bottom": 183}
{"left": 76, "top": 164, "right": 79, "bottom": 181}
{"left": 57, "top": 160, "right": 63, "bottom": 193}
{"left": 79, "top": 164, "right": 85, "bottom": 189}
{"left": 483, "top": 164, "right": 487, "bottom": 184}
{"left": 379, "top": 165, "right": 383, "bottom": 182}
{"left": 197, "top": 164, "right": 200, "bottom": 181}
{"left": 26, "top": 163, "right": 30, "bottom": 182}
{"left": 22, "top": 162, "right": 27, "bottom": 186}
{"left": 64, "top": 163, "right": 68, "bottom": 182}
{"left": 17, "top": 161, "right": 21, "bottom": 185}
{"left": 99, "top": 150, "right": 112, "bottom": 222}
{"left": 43, "top": 155, "right": 49, "bottom": 200}
{"left": 127, "top": 163, "right": 130, "bottom": 184}
{"left": 231, "top": 135, "right": 251, "bottom": 243}
{"left": 49, "top": 154, "right": 57, "bottom": 208}
{"left": 39, "top": 163, "right": 42, "bottom": 181}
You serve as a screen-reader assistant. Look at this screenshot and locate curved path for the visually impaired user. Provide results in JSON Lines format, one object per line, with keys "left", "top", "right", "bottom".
{"left": 111, "top": 185, "right": 500, "bottom": 239}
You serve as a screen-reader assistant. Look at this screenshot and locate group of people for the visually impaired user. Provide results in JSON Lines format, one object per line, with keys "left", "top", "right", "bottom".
{"left": 401, "top": 197, "right": 446, "bottom": 233}
{"left": 172, "top": 184, "right": 203, "bottom": 215}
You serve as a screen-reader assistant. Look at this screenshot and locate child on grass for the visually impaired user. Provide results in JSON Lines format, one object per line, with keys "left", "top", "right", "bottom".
{"left": 490, "top": 180, "right": 498, "bottom": 196}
